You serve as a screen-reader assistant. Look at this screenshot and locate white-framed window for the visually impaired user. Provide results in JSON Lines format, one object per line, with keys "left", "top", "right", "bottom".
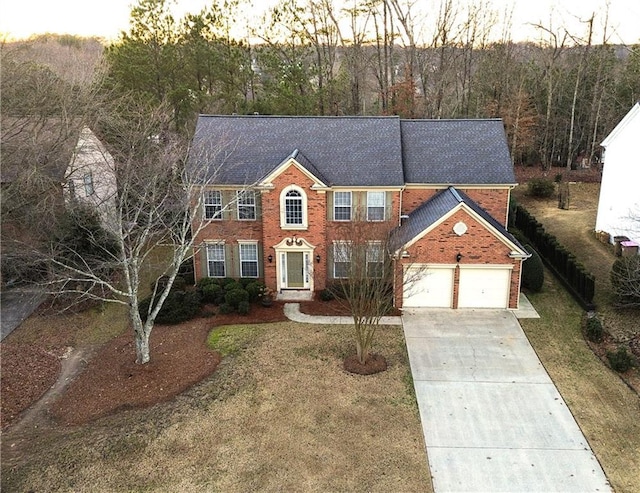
{"left": 83, "top": 172, "right": 94, "bottom": 196}
{"left": 239, "top": 242, "right": 259, "bottom": 278}
{"left": 367, "top": 191, "right": 385, "bottom": 221}
{"left": 367, "top": 242, "right": 384, "bottom": 278}
{"left": 206, "top": 243, "right": 226, "bottom": 277}
{"left": 280, "top": 185, "right": 307, "bottom": 229}
{"left": 333, "top": 191, "right": 352, "bottom": 221}
{"left": 204, "top": 190, "right": 223, "bottom": 220}
{"left": 333, "top": 241, "right": 351, "bottom": 279}
{"left": 237, "top": 190, "right": 256, "bottom": 220}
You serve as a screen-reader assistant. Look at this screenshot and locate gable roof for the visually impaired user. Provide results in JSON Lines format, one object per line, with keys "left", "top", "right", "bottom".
{"left": 189, "top": 115, "right": 404, "bottom": 187}
{"left": 390, "top": 186, "right": 527, "bottom": 255}
{"left": 188, "top": 115, "right": 516, "bottom": 187}
{"left": 400, "top": 119, "right": 516, "bottom": 185}
{"left": 601, "top": 101, "right": 640, "bottom": 147}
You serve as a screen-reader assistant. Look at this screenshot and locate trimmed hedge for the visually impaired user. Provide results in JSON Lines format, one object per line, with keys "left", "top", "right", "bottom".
{"left": 514, "top": 204, "right": 595, "bottom": 310}
{"left": 521, "top": 244, "right": 544, "bottom": 292}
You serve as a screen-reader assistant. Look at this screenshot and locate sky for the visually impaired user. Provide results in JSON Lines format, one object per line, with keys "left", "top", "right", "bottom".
{"left": 1, "top": 0, "right": 638, "bottom": 44}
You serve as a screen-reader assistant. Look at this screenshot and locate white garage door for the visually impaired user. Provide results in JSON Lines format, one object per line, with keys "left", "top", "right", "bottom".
{"left": 404, "top": 266, "right": 454, "bottom": 308}
{"left": 458, "top": 267, "right": 511, "bottom": 308}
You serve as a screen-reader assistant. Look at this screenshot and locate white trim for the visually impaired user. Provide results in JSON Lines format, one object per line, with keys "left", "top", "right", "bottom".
{"left": 205, "top": 241, "right": 226, "bottom": 278}
{"left": 280, "top": 185, "right": 308, "bottom": 229}
{"left": 258, "top": 157, "right": 328, "bottom": 189}
{"left": 273, "top": 236, "right": 316, "bottom": 292}
{"left": 399, "top": 202, "right": 528, "bottom": 256}
{"left": 238, "top": 241, "right": 259, "bottom": 278}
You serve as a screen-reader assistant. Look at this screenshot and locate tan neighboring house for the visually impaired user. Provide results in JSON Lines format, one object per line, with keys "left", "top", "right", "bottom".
{"left": 1, "top": 119, "right": 118, "bottom": 285}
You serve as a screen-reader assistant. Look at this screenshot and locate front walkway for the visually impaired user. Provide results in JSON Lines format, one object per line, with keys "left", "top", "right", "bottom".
{"left": 403, "top": 309, "right": 610, "bottom": 492}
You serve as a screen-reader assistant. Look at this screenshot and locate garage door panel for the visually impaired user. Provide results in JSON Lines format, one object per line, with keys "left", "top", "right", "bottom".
{"left": 404, "top": 267, "right": 454, "bottom": 308}
{"left": 458, "top": 268, "right": 510, "bottom": 309}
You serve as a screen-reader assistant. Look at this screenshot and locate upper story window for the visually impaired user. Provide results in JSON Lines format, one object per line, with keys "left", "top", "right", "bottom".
{"left": 367, "top": 191, "right": 385, "bottom": 221}
{"left": 206, "top": 243, "right": 226, "bottom": 278}
{"left": 204, "top": 190, "right": 223, "bottom": 220}
{"left": 334, "top": 191, "right": 352, "bottom": 221}
{"left": 239, "top": 242, "right": 259, "bottom": 278}
{"left": 83, "top": 172, "right": 94, "bottom": 196}
{"left": 280, "top": 185, "right": 307, "bottom": 229}
{"left": 237, "top": 190, "right": 256, "bottom": 220}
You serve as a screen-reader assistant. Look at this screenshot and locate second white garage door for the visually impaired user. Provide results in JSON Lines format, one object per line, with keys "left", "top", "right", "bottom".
{"left": 458, "top": 267, "right": 511, "bottom": 309}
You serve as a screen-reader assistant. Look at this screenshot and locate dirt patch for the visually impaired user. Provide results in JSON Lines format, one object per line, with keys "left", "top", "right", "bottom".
{"left": 300, "top": 298, "right": 401, "bottom": 316}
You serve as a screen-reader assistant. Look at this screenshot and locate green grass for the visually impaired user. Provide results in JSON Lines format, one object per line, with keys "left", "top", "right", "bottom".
{"left": 206, "top": 324, "right": 262, "bottom": 356}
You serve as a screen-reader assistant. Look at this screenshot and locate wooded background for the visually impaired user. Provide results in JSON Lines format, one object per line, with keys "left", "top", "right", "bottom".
{"left": 2, "top": 0, "right": 639, "bottom": 170}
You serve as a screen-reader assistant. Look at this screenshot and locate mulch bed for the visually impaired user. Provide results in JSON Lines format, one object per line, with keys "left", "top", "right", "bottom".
{"left": 343, "top": 353, "right": 388, "bottom": 375}
{"left": 3, "top": 298, "right": 396, "bottom": 429}
{"left": 0, "top": 344, "right": 62, "bottom": 429}
{"left": 299, "top": 298, "right": 401, "bottom": 317}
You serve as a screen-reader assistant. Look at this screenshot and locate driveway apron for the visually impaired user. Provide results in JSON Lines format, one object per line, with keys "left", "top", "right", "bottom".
{"left": 402, "top": 308, "right": 610, "bottom": 492}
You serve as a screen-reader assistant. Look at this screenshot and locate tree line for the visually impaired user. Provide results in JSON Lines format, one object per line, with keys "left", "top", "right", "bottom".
{"left": 98, "top": 0, "right": 640, "bottom": 169}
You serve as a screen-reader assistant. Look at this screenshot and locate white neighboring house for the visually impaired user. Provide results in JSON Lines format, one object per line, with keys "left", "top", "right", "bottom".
{"left": 595, "top": 102, "right": 640, "bottom": 246}
{"left": 64, "top": 127, "right": 118, "bottom": 232}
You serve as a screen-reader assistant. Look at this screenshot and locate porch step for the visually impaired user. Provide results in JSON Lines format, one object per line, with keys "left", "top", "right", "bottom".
{"left": 276, "top": 291, "right": 313, "bottom": 301}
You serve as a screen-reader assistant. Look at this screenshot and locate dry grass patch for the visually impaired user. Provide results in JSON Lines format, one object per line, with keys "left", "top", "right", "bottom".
{"left": 521, "top": 275, "right": 640, "bottom": 493}
{"left": 2, "top": 321, "right": 432, "bottom": 492}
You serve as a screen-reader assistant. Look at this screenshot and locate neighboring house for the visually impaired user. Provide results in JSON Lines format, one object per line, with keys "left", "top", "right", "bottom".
{"left": 64, "top": 127, "right": 118, "bottom": 231}
{"left": 1, "top": 119, "right": 118, "bottom": 285}
{"left": 595, "top": 102, "right": 640, "bottom": 246}
{"left": 187, "top": 115, "right": 529, "bottom": 309}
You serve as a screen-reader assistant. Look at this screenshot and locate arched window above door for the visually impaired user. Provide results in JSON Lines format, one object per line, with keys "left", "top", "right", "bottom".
{"left": 280, "top": 186, "right": 307, "bottom": 229}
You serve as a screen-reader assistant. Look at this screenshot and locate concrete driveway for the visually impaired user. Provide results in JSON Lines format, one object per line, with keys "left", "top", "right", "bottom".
{"left": 402, "top": 308, "right": 611, "bottom": 492}
{"left": 1, "top": 289, "right": 46, "bottom": 341}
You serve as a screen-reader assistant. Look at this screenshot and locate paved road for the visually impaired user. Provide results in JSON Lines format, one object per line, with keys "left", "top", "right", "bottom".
{"left": 0, "top": 290, "right": 46, "bottom": 341}
{"left": 403, "top": 308, "right": 611, "bottom": 493}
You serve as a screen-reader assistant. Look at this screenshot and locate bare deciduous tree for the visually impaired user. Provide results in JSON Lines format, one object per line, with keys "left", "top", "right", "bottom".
{"left": 327, "top": 218, "right": 396, "bottom": 366}
{"left": 37, "top": 102, "right": 229, "bottom": 364}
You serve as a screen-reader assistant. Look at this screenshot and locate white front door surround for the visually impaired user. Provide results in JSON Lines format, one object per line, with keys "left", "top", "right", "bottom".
{"left": 274, "top": 236, "right": 315, "bottom": 292}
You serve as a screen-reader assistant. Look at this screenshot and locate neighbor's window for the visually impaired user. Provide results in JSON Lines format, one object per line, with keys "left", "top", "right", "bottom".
{"left": 239, "top": 242, "right": 259, "bottom": 278}
{"left": 333, "top": 241, "right": 351, "bottom": 278}
{"left": 367, "top": 191, "right": 385, "bottom": 221}
{"left": 237, "top": 190, "right": 256, "bottom": 220}
{"left": 334, "top": 191, "right": 352, "bottom": 221}
{"left": 367, "top": 242, "right": 384, "bottom": 278}
{"left": 206, "top": 244, "right": 226, "bottom": 277}
{"left": 83, "top": 172, "right": 94, "bottom": 196}
{"left": 204, "top": 190, "right": 223, "bottom": 220}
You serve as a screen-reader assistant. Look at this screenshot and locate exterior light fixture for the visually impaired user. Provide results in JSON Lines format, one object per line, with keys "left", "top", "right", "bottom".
{"left": 268, "top": 255, "right": 273, "bottom": 263}
{"left": 456, "top": 252, "right": 462, "bottom": 263}
{"left": 315, "top": 254, "right": 321, "bottom": 263}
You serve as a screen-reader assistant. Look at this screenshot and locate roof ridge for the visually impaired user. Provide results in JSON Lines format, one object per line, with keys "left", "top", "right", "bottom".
{"left": 197, "top": 114, "right": 400, "bottom": 120}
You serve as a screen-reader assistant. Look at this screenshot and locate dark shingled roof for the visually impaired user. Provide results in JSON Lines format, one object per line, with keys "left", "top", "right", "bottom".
{"left": 400, "top": 119, "right": 516, "bottom": 184}
{"left": 390, "top": 187, "right": 525, "bottom": 252}
{"left": 188, "top": 115, "right": 517, "bottom": 187}
{"left": 189, "top": 115, "right": 405, "bottom": 186}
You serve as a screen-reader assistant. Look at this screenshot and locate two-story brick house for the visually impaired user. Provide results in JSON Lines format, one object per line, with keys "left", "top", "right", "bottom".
{"left": 188, "top": 115, "right": 529, "bottom": 309}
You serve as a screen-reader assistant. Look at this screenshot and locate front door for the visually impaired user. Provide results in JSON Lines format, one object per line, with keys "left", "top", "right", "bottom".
{"left": 286, "top": 252, "right": 304, "bottom": 288}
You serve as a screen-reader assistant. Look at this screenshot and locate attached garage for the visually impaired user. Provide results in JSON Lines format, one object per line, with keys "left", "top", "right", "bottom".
{"left": 458, "top": 266, "right": 511, "bottom": 309}
{"left": 403, "top": 266, "right": 454, "bottom": 308}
